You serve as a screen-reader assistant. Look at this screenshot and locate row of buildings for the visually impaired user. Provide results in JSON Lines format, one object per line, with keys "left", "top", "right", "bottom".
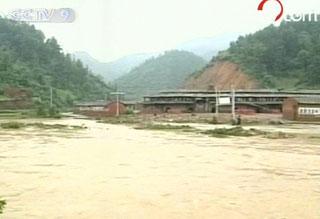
{"left": 3, "top": 86, "right": 319, "bottom": 122}
{"left": 75, "top": 89, "right": 320, "bottom": 121}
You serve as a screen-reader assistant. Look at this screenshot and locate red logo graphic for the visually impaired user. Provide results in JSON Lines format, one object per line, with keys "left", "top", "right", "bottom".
{"left": 258, "top": 0, "right": 284, "bottom": 21}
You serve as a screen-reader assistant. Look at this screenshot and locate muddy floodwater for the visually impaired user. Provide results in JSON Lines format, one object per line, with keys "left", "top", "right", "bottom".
{"left": 1, "top": 118, "right": 320, "bottom": 218}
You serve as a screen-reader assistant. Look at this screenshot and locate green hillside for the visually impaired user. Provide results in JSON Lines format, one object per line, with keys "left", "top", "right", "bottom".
{"left": 0, "top": 18, "right": 110, "bottom": 108}
{"left": 116, "top": 50, "right": 207, "bottom": 100}
{"left": 217, "top": 20, "right": 320, "bottom": 89}
{"left": 73, "top": 51, "right": 157, "bottom": 81}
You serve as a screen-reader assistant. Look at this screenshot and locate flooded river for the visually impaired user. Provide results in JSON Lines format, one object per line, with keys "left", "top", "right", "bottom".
{"left": 1, "top": 118, "right": 320, "bottom": 218}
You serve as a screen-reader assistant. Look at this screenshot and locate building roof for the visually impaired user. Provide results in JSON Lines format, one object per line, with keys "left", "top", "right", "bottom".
{"left": 122, "top": 101, "right": 139, "bottom": 105}
{"left": 294, "top": 97, "right": 320, "bottom": 104}
{"left": 144, "top": 89, "right": 320, "bottom": 98}
{"left": 157, "top": 89, "right": 320, "bottom": 95}
{"left": 74, "top": 101, "right": 109, "bottom": 107}
{"left": 75, "top": 100, "right": 137, "bottom": 107}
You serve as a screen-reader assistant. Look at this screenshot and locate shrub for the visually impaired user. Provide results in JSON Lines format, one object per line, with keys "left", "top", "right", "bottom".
{"left": 36, "top": 105, "right": 47, "bottom": 116}
{"left": 0, "top": 199, "right": 6, "bottom": 214}
{"left": 202, "top": 127, "right": 266, "bottom": 138}
{"left": 0, "top": 122, "right": 24, "bottom": 129}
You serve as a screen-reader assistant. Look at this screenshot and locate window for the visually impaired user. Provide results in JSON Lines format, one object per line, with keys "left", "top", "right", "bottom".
{"left": 298, "top": 107, "right": 320, "bottom": 115}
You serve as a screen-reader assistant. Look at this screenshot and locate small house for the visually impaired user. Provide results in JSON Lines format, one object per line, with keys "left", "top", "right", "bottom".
{"left": 283, "top": 97, "right": 320, "bottom": 121}
{"left": 0, "top": 87, "right": 33, "bottom": 110}
{"left": 75, "top": 101, "right": 127, "bottom": 117}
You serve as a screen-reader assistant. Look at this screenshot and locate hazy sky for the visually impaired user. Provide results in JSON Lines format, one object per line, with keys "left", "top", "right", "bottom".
{"left": 1, "top": 0, "right": 319, "bottom": 62}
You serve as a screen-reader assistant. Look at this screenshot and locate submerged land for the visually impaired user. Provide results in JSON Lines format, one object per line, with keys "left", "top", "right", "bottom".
{"left": 1, "top": 114, "right": 320, "bottom": 218}
{"left": 1, "top": 16, "right": 320, "bottom": 218}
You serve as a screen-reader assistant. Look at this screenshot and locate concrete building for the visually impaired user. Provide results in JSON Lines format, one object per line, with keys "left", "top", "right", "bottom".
{"left": 143, "top": 90, "right": 320, "bottom": 114}
{"left": 283, "top": 97, "right": 320, "bottom": 121}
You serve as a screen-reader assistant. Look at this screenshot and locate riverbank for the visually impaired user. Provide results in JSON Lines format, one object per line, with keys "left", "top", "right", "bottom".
{"left": 98, "top": 113, "right": 320, "bottom": 142}
{"left": 1, "top": 112, "right": 320, "bottom": 142}
{"left": 98, "top": 113, "right": 286, "bottom": 125}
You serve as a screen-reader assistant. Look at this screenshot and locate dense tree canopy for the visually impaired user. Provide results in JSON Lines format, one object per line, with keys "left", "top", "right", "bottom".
{"left": 218, "top": 20, "right": 320, "bottom": 89}
{"left": 0, "top": 17, "right": 110, "bottom": 107}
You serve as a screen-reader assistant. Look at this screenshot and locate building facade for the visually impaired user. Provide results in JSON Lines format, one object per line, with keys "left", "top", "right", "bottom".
{"left": 143, "top": 90, "right": 320, "bottom": 114}
{"left": 283, "top": 97, "right": 320, "bottom": 121}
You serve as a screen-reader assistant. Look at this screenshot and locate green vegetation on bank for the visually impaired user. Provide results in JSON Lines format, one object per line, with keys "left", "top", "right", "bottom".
{"left": 128, "top": 121, "right": 292, "bottom": 139}
{"left": 216, "top": 20, "right": 320, "bottom": 89}
{"left": 0, "top": 108, "right": 61, "bottom": 119}
{"left": 116, "top": 50, "right": 207, "bottom": 100}
{"left": 0, "top": 122, "right": 86, "bottom": 130}
{"left": 202, "top": 127, "right": 266, "bottom": 138}
{"left": 134, "top": 123, "right": 193, "bottom": 131}
{"left": 0, "top": 199, "right": 6, "bottom": 214}
{"left": 0, "top": 17, "right": 111, "bottom": 108}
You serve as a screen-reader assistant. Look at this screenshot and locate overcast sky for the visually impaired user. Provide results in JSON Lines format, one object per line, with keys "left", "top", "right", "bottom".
{"left": 1, "top": 0, "right": 319, "bottom": 62}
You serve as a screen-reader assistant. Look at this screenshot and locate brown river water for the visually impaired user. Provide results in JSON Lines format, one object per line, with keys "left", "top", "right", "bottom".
{"left": 1, "top": 118, "right": 320, "bottom": 219}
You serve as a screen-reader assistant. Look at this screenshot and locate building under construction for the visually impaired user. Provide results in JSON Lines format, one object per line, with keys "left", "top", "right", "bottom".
{"left": 142, "top": 90, "right": 320, "bottom": 114}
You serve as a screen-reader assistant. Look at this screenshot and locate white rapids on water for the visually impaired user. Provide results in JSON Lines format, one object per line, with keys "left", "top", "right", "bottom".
{"left": 1, "top": 118, "right": 320, "bottom": 218}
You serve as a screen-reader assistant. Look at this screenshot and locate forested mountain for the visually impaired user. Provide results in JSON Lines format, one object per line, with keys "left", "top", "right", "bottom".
{"left": 0, "top": 17, "right": 110, "bottom": 107}
{"left": 73, "top": 34, "right": 238, "bottom": 81}
{"left": 73, "top": 51, "right": 158, "bottom": 81}
{"left": 116, "top": 50, "right": 207, "bottom": 100}
{"left": 214, "top": 21, "right": 320, "bottom": 89}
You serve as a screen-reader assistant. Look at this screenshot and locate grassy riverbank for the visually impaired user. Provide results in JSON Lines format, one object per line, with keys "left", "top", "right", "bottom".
{"left": 134, "top": 123, "right": 293, "bottom": 139}
{"left": 0, "top": 121, "right": 86, "bottom": 130}
{"left": 0, "top": 199, "right": 6, "bottom": 215}
{"left": 99, "top": 113, "right": 287, "bottom": 125}
{"left": 96, "top": 113, "right": 320, "bottom": 141}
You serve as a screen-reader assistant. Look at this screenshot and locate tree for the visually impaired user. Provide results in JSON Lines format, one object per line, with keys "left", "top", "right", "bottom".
{"left": 0, "top": 17, "right": 111, "bottom": 107}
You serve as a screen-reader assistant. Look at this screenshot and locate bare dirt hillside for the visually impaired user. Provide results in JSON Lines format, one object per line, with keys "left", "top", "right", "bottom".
{"left": 184, "top": 61, "right": 261, "bottom": 90}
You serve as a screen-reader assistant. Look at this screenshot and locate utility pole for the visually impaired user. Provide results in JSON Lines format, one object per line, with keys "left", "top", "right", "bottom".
{"left": 116, "top": 94, "right": 119, "bottom": 117}
{"left": 231, "top": 87, "right": 236, "bottom": 121}
{"left": 110, "top": 92, "right": 125, "bottom": 117}
{"left": 215, "top": 88, "right": 219, "bottom": 117}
